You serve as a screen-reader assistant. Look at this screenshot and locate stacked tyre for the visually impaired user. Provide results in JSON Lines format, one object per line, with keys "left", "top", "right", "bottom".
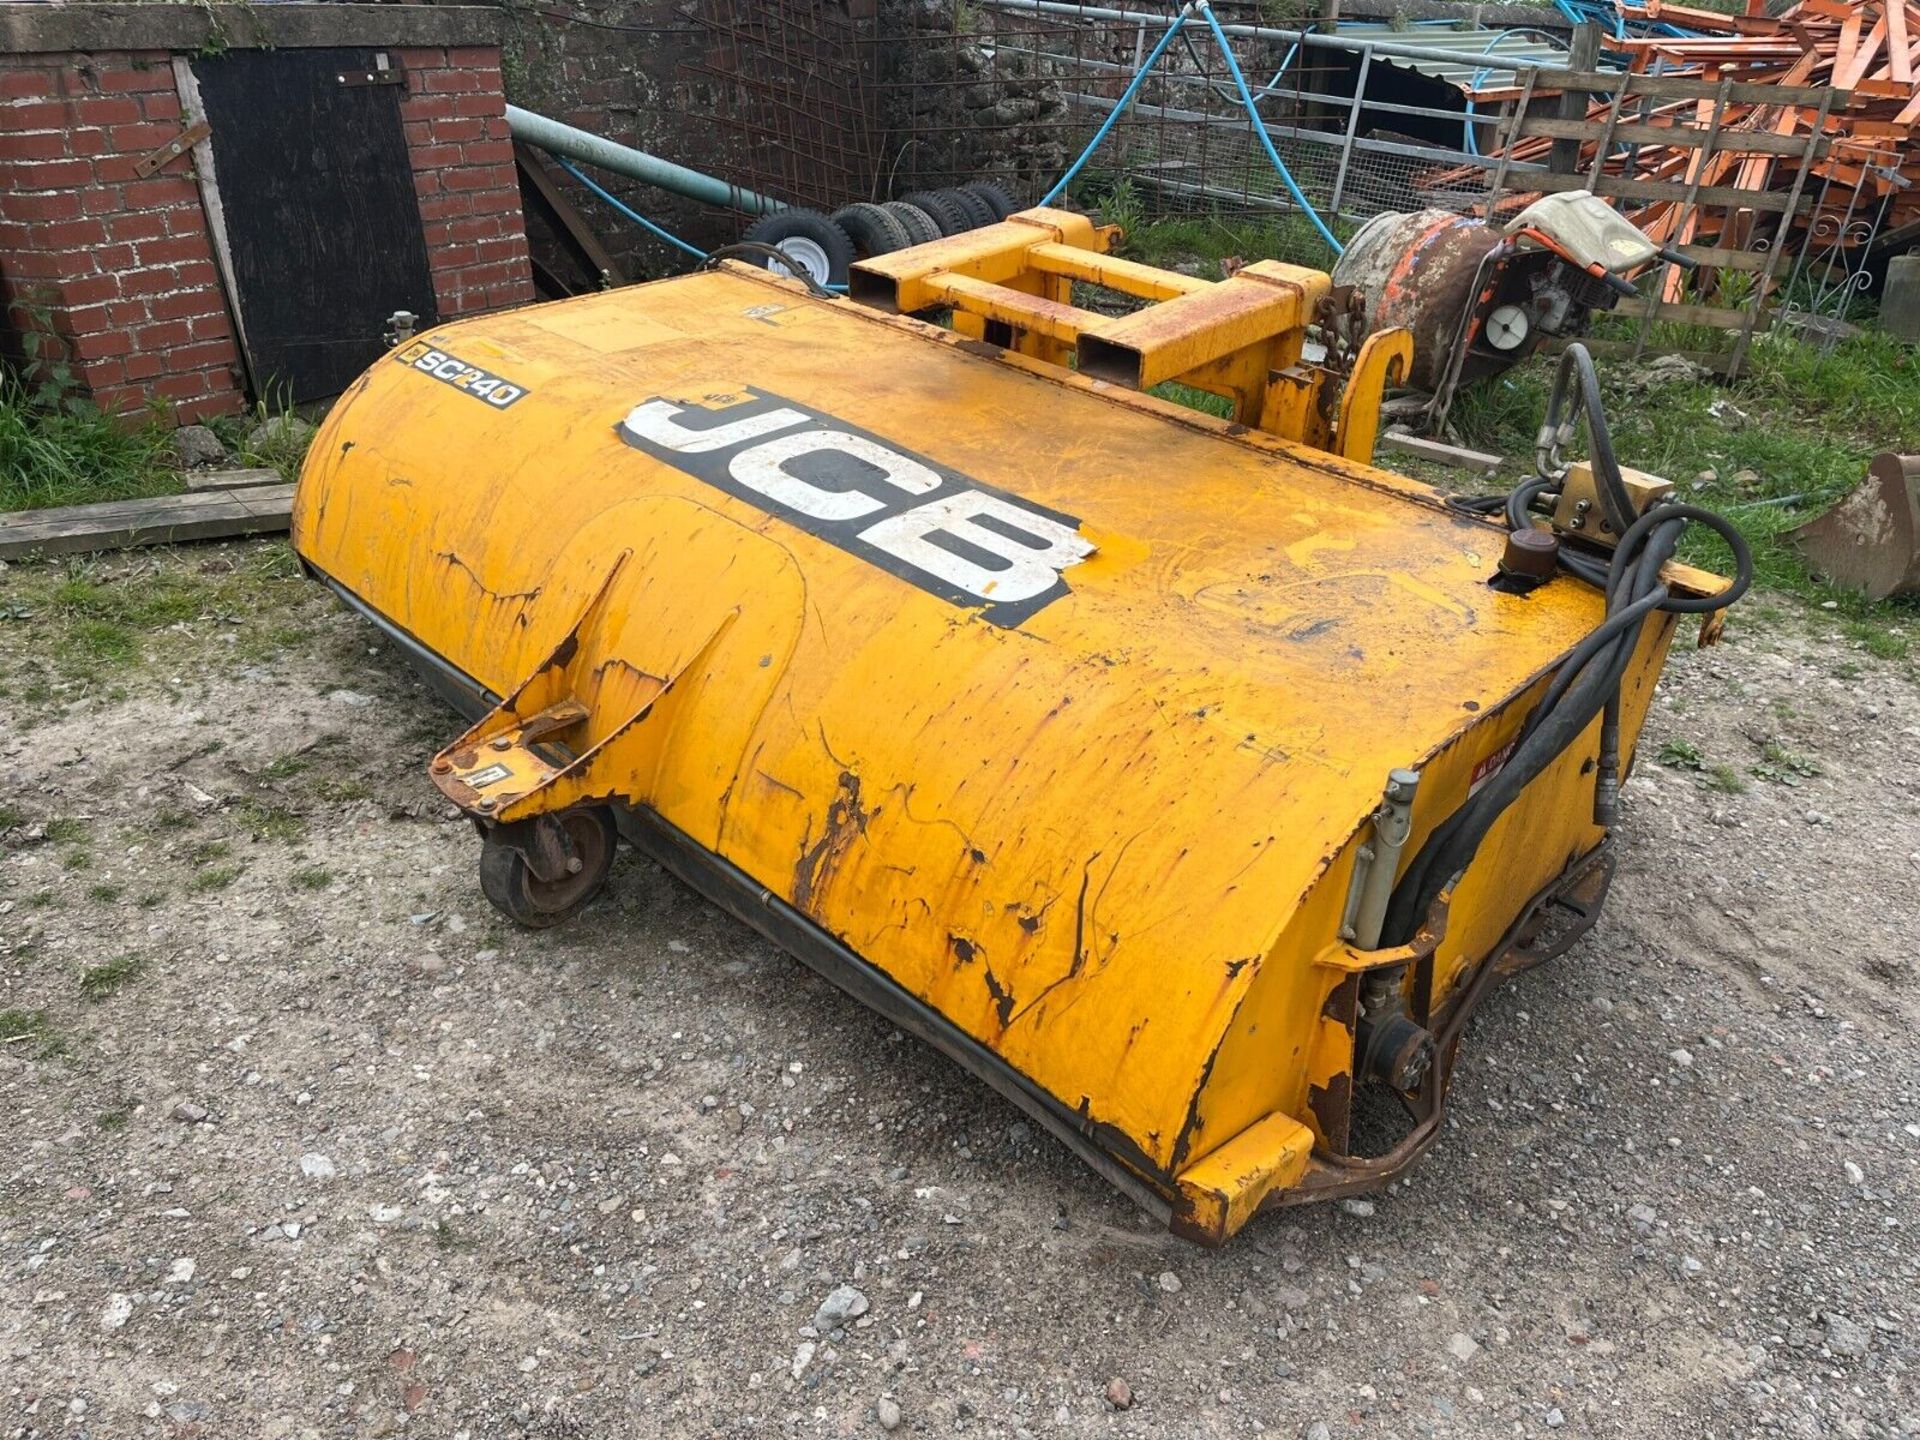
{"left": 736, "top": 182, "right": 1023, "bottom": 285}
{"left": 837, "top": 183, "right": 1019, "bottom": 257}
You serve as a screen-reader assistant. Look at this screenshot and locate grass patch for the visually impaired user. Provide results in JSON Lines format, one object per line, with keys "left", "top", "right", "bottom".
{"left": 1149, "top": 380, "right": 1235, "bottom": 420}
{"left": 43, "top": 816, "right": 89, "bottom": 844}
{"left": 1107, "top": 200, "right": 1343, "bottom": 273}
{"left": 96, "top": 1107, "right": 131, "bottom": 1132}
{"left": 1704, "top": 763, "right": 1748, "bottom": 795}
{"left": 79, "top": 953, "right": 146, "bottom": 999}
{"left": 86, "top": 882, "right": 122, "bottom": 903}
{"left": 290, "top": 866, "right": 334, "bottom": 891}
{"left": 235, "top": 798, "right": 304, "bottom": 843}
{"left": 0, "top": 373, "right": 178, "bottom": 511}
{"left": 1, "top": 544, "right": 317, "bottom": 689}
{"left": 0, "top": 1008, "right": 67, "bottom": 1059}
{"left": 1444, "top": 325, "right": 1920, "bottom": 638}
{"left": 0, "top": 804, "right": 23, "bottom": 830}
{"left": 310, "top": 775, "right": 372, "bottom": 802}
{"left": 206, "top": 398, "right": 315, "bottom": 482}
{"left": 189, "top": 863, "right": 242, "bottom": 893}
{"left": 187, "top": 838, "right": 231, "bottom": 864}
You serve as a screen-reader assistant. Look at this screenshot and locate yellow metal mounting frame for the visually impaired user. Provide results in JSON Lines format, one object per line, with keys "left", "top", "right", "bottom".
{"left": 849, "top": 206, "right": 1411, "bottom": 464}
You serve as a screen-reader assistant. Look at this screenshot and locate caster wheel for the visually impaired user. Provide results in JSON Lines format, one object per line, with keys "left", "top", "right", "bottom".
{"left": 479, "top": 806, "right": 617, "bottom": 928}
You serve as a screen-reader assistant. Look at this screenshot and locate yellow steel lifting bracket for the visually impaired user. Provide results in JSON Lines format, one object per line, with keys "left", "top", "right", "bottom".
{"left": 849, "top": 206, "right": 1412, "bottom": 465}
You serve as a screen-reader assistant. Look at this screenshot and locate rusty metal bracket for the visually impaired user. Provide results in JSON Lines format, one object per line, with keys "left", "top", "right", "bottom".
{"left": 338, "top": 55, "right": 405, "bottom": 88}
{"left": 133, "top": 119, "right": 209, "bottom": 179}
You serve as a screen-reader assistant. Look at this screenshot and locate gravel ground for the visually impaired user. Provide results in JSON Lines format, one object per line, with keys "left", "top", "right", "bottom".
{"left": 1, "top": 544, "right": 1916, "bottom": 1440}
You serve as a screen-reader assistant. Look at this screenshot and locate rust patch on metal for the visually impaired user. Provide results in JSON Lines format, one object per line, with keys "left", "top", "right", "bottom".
{"left": 791, "top": 769, "right": 874, "bottom": 915}
{"left": 436, "top": 549, "right": 542, "bottom": 604}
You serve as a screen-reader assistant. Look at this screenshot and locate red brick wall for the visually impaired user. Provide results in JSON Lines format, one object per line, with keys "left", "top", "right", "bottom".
{"left": 394, "top": 45, "right": 536, "bottom": 319}
{"left": 0, "top": 50, "right": 246, "bottom": 422}
{"left": 0, "top": 42, "right": 533, "bottom": 424}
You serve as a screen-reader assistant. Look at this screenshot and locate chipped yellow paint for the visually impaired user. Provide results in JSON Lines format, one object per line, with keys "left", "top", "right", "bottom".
{"left": 294, "top": 258, "right": 1693, "bottom": 1241}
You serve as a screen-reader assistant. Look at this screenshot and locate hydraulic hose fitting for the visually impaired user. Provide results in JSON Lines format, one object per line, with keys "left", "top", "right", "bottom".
{"left": 1593, "top": 705, "right": 1623, "bottom": 826}
{"left": 1357, "top": 1011, "right": 1437, "bottom": 1092}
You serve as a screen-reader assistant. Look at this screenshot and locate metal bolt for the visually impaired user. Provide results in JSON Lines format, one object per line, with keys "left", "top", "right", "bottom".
{"left": 566, "top": 857, "right": 583, "bottom": 874}
{"left": 431, "top": 758, "right": 452, "bottom": 774}
{"left": 477, "top": 797, "right": 495, "bottom": 812}
{"left": 490, "top": 736, "right": 513, "bottom": 751}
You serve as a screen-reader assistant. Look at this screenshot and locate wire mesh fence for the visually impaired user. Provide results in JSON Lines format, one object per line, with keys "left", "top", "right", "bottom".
{"left": 669, "top": 0, "right": 1890, "bottom": 343}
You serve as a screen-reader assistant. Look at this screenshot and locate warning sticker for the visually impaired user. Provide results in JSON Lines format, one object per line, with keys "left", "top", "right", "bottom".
{"left": 1467, "top": 739, "right": 1518, "bottom": 797}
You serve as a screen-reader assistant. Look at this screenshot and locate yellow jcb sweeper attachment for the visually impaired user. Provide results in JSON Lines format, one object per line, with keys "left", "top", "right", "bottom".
{"left": 294, "top": 210, "right": 1744, "bottom": 1242}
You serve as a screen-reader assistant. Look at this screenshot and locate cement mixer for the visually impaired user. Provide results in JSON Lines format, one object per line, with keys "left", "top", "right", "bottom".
{"left": 293, "top": 208, "right": 1746, "bottom": 1242}
{"left": 1335, "top": 191, "right": 1685, "bottom": 418}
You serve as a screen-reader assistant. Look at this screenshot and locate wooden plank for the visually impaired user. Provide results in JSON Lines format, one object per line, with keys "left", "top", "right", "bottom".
{"left": 1669, "top": 241, "right": 1774, "bottom": 270}
{"left": 1613, "top": 297, "right": 1776, "bottom": 329}
{"left": 1520, "top": 166, "right": 1801, "bottom": 212}
{"left": 1378, "top": 431, "right": 1504, "bottom": 474}
{"left": 183, "top": 466, "right": 283, "bottom": 492}
{"left": 0, "top": 485, "right": 294, "bottom": 561}
{"left": 1553, "top": 22, "right": 1605, "bottom": 175}
{"left": 1514, "top": 115, "right": 1826, "bottom": 157}
{"left": 515, "top": 142, "right": 627, "bottom": 289}
{"left": 1834, "top": 10, "right": 1889, "bottom": 89}
{"left": 1545, "top": 67, "right": 1845, "bottom": 106}
{"left": 1887, "top": 0, "right": 1911, "bottom": 85}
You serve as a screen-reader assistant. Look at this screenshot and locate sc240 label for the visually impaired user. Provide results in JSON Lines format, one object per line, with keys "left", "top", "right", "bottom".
{"left": 394, "top": 341, "right": 528, "bottom": 409}
{"left": 616, "top": 389, "right": 1095, "bottom": 628}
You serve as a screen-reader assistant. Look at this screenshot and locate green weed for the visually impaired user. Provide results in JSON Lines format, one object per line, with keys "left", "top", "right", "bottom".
{"left": 1751, "top": 740, "right": 1820, "bottom": 786}
{"left": 189, "top": 864, "right": 242, "bottom": 893}
{"left": 79, "top": 954, "right": 146, "bottom": 999}
{"left": 235, "top": 799, "right": 304, "bottom": 843}
{"left": 1657, "top": 738, "right": 1704, "bottom": 770}
{"left": 0, "top": 372, "right": 178, "bottom": 512}
{"left": 290, "top": 866, "right": 334, "bottom": 891}
{"left": 0, "top": 1008, "right": 67, "bottom": 1059}
{"left": 1705, "top": 763, "right": 1749, "bottom": 795}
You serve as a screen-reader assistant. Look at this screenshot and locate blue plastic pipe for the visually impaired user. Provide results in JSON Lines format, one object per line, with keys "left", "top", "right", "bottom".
{"left": 1040, "top": 5, "right": 1196, "bottom": 206}
{"left": 1194, "top": 2, "right": 1343, "bottom": 254}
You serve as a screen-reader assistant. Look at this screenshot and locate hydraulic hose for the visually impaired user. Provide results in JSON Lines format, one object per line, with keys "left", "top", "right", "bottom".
{"left": 1381, "top": 344, "right": 1751, "bottom": 947}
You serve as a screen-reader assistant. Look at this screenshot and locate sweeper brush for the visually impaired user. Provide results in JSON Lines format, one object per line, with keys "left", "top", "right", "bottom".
{"left": 293, "top": 208, "right": 1747, "bottom": 1243}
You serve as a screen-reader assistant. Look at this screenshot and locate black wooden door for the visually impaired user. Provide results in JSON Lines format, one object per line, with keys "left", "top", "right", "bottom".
{"left": 193, "top": 49, "right": 438, "bottom": 403}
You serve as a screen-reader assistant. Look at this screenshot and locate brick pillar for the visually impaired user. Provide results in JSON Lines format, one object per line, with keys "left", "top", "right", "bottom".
{"left": 394, "top": 45, "right": 536, "bottom": 318}
{"left": 0, "top": 51, "right": 246, "bottom": 422}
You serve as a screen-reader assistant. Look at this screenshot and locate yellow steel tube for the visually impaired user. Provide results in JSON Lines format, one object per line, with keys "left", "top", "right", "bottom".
{"left": 1024, "top": 242, "right": 1214, "bottom": 300}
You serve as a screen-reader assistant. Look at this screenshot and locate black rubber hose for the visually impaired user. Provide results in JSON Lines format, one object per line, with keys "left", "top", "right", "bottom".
{"left": 1380, "top": 390, "right": 1753, "bottom": 946}
{"left": 1541, "top": 345, "right": 1637, "bottom": 536}
{"left": 703, "top": 242, "right": 838, "bottom": 298}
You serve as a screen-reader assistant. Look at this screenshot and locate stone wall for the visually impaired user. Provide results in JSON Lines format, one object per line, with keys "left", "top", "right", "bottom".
{"left": 870, "top": 0, "right": 1070, "bottom": 199}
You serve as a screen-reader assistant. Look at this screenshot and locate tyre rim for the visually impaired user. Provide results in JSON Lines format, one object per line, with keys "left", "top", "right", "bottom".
{"left": 772, "top": 237, "right": 832, "bottom": 285}
{"left": 526, "top": 811, "right": 610, "bottom": 913}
